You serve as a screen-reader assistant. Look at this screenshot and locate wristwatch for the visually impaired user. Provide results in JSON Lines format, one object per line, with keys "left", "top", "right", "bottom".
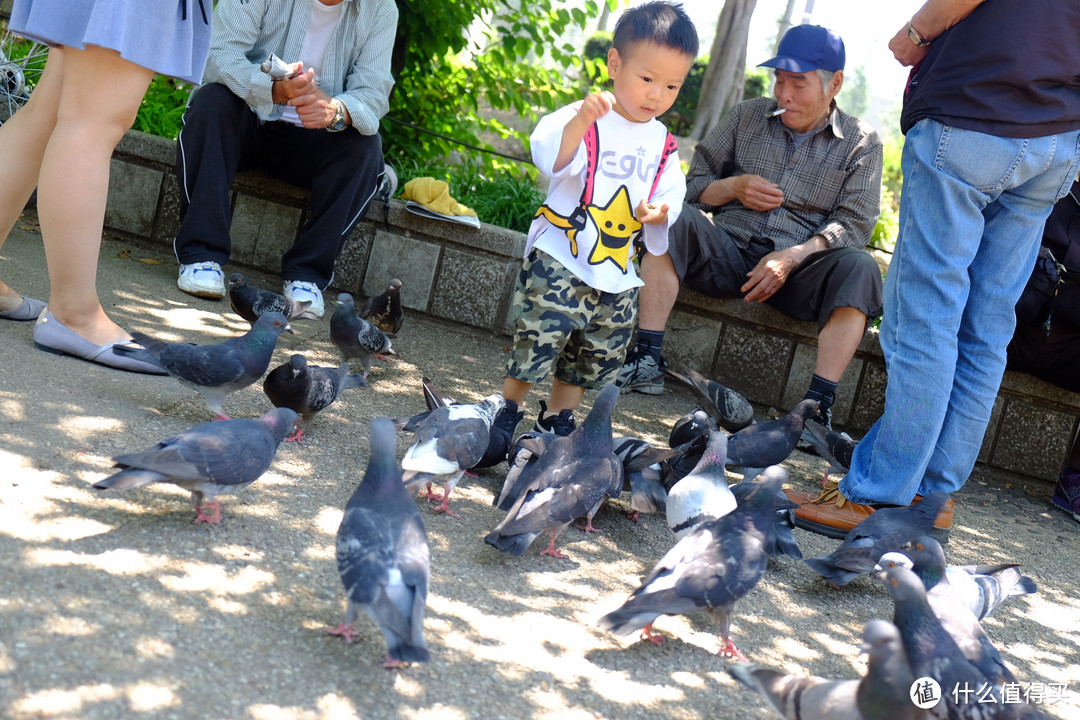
{"left": 907, "top": 21, "right": 931, "bottom": 47}
{"left": 327, "top": 98, "right": 348, "bottom": 132}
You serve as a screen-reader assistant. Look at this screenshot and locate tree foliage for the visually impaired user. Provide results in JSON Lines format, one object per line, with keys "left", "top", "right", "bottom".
{"left": 383, "top": 0, "right": 616, "bottom": 171}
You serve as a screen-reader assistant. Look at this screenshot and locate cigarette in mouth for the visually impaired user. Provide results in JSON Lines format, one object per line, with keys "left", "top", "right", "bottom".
{"left": 771, "top": 108, "right": 787, "bottom": 116}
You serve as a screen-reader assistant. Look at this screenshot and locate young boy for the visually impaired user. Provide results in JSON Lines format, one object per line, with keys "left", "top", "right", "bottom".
{"left": 477, "top": 1, "right": 699, "bottom": 466}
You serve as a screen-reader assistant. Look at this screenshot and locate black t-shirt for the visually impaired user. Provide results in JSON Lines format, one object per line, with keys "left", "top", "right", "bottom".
{"left": 901, "top": 0, "right": 1080, "bottom": 138}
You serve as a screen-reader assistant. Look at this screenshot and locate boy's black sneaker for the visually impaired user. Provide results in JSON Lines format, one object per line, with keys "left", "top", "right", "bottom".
{"left": 615, "top": 349, "right": 665, "bottom": 394}
{"left": 533, "top": 400, "right": 576, "bottom": 436}
{"left": 473, "top": 400, "right": 523, "bottom": 469}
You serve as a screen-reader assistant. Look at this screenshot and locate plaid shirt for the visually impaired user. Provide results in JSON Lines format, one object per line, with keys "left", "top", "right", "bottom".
{"left": 686, "top": 96, "right": 882, "bottom": 251}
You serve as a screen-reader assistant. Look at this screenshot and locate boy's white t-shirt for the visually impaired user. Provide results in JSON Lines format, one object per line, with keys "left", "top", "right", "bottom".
{"left": 527, "top": 103, "right": 686, "bottom": 294}
{"left": 280, "top": 0, "right": 345, "bottom": 127}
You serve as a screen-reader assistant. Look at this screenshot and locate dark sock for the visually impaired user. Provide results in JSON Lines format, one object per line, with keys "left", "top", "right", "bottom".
{"left": 634, "top": 329, "right": 664, "bottom": 361}
{"left": 804, "top": 374, "right": 838, "bottom": 413}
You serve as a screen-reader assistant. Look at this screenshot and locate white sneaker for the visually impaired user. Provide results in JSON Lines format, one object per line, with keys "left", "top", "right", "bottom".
{"left": 283, "top": 280, "right": 325, "bottom": 318}
{"left": 177, "top": 261, "right": 226, "bottom": 299}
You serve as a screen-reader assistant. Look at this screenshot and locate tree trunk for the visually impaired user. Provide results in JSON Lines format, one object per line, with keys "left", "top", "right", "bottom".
{"left": 690, "top": 0, "right": 759, "bottom": 141}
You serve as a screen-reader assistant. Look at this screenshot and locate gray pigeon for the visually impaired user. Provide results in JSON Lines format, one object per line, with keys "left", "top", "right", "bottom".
{"left": 262, "top": 354, "right": 366, "bottom": 442}
{"left": 876, "top": 540, "right": 1027, "bottom": 700}
{"left": 228, "top": 272, "right": 313, "bottom": 323}
{"left": 392, "top": 375, "right": 455, "bottom": 434}
{"left": 597, "top": 467, "right": 790, "bottom": 659}
{"left": 803, "top": 419, "right": 856, "bottom": 483}
{"left": 664, "top": 409, "right": 717, "bottom": 483}
{"left": 874, "top": 563, "right": 1040, "bottom": 720}
{"left": 327, "top": 417, "right": 431, "bottom": 668}
{"left": 804, "top": 491, "right": 951, "bottom": 589}
{"left": 878, "top": 538, "right": 1036, "bottom": 622}
{"left": 726, "top": 399, "right": 819, "bottom": 482}
{"left": 400, "top": 393, "right": 505, "bottom": 516}
{"left": 612, "top": 436, "right": 686, "bottom": 521}
{"left": 665, "top": 363, "right": 754, "bottom": 432}
{"left": 358, "top": 278, "right": 404, "bottom": 335}
{"left": 116, "top": 312, "right": 294, "bottom": 419}
{"left": 728, "top": 619, "right": 921, "bottom": 720}
{"left": 665, "top": 427, "right": 737, "bottom": 540}
{"left": 729, "top": 481, "right": 802, "bottom": 561}
{"left": 484, "top": 384, "right": 622, "bottom": 559}
{"left": 330, "top": 293, "right": 394, "bottom": 379}
{"left": 92, "top": 407, "right": 297, "bottom": 523}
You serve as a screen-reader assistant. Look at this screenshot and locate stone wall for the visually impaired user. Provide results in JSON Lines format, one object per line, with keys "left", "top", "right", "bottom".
{"left": 103, "top": 130, "right": 1079, "bottom": 483}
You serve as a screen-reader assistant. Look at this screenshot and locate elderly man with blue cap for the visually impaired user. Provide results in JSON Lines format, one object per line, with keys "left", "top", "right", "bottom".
{"left": 617, "top": 24, "right": 884, "bottom": 444}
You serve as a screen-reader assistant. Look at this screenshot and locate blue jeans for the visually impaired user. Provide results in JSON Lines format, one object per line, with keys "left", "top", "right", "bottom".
{"left": 842, "top": 119, "right": 1080, "bottom": 505}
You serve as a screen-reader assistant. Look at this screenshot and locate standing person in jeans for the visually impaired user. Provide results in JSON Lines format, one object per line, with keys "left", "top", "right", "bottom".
{"left": 172, "top": 0, "right": 397, "bottom": 318}
{"left": 615, "top": 24, "right": 884, "bottom": 444}
{"left": 790, "top": 0, "right": 1080, "bottom": 538}
{"left": 0, "top": 0, "right": 210, "bottom": 374}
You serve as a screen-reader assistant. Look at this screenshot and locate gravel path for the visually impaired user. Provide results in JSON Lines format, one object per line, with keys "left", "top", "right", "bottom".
{"left": 1, "top": 219, "right": 1078, "bottom": 720}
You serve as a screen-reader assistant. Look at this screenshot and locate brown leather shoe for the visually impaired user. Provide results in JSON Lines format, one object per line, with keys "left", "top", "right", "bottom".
{"left": 784, "top": 484, "right": 953, "bottom": 541}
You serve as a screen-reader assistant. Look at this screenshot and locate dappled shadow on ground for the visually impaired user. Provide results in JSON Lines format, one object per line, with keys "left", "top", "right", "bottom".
{"left": 1, "top": 228, "right": 1078, "bottom": 720}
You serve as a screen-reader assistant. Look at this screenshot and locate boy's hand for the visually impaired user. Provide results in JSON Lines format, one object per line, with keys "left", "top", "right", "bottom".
{"left": 577, "top": 91, "right": 616, "bottom": 126}
{"left": 635, "top": 199, "right": 670, "bottom": 226}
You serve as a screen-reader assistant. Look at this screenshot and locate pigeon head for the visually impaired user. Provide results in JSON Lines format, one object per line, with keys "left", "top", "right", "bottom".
{"left": 860, "top": 618, "right": 901, "bottom": 656}
{"left": 388, "top": 278, "right": 402, "bottom": 292}
{"left": 581, "top": 384, "right": 619, "bottom": 437}
{"left": 669, "top": 409, "right": 715, "bottom": 449}
{"left": 791, "top": 398, "right": 820, "bottom": 422}
{"left": 260, "top": 407, "right": 300, "bottom": 443}
{"left": 475, "top": 393, "right": 507, "bottom": 424}
{"left": 252, "top": 311, "right": 294, "bottom": 336}
{"left": 229, "top": 273, "right": 247, "bottom": 289}
{"left": 879, "top": 536, "right": 946, "bottom": 590}
{"left": 288, "top": 354, "right": 308, "bottom": 377}
{"left": 735, "top": 465, "right": 795, "bottom": 522}
{"left": 336, "top": 293, "right": 355, "bottom": 310}
{"left": 874, "top": 562, "right": 928, "bottom": 606}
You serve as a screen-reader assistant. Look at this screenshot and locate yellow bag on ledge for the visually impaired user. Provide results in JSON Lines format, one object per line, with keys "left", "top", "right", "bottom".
{"left": 400, "top": 177, "right": 477, "bottom": 218}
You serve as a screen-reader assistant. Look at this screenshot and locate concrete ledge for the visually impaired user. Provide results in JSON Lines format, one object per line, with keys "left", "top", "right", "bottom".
{"left": 101, "top": 129, "right": 1078, "bottom": 482}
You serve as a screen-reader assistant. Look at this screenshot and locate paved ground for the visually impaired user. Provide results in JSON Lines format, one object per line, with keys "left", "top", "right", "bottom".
{"left": 1, "top": 214, "right": 1078, "bottom": 720}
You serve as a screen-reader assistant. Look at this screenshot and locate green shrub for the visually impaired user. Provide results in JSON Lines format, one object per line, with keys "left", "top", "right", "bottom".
{"left": 134, "top": 75, "right": 193, "bottom": 139}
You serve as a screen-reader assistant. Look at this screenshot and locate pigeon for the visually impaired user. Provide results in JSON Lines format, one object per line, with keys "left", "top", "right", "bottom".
{"left": 228, "top": 272, "right": 313, "bottom": 323}
{"left": 330, "top": 293, "right": 394, "bottom": 379}
{"left": 877, "top": 538, "right": 1036, "bottom": 622}
{"left": 876, "top": 540, "right": 1027, "bottom": 698}
{"left": 728, "top": 619, "right": 921, "bottom": 720}
{"left": 664, "top": 409, "right": 717, "bottom": 483}
{"left": 803, "top": 418, "right": 856, "bottom": 483}
{"left": 729, "top": 481, "right": 802, "bottom": 560}
{"left": 874, "top": 563, "right": 1040, "bottom": 720}
{"left": 664, "top": 363, "right": 754, "bottom": 432}
{"left": 262, "top": 354, "right": 366, "bottom": 441}
{"left": 597, "top": 467, "right": 791, "bottom": 659}
{"left": 116, "top": 312, "right": 293, "bottom": 419}
{"left": 726, "top": 399, "right": 819, "bottom": 482}
{"left": 484, "top": 384, "right": 622, "bottom": 559}
{"left": 493, "top": 431, "right": 557, "bottom": 512}
{"left": 665, "top": 427, "right": 737, "bottom": 539}
{"left": 392, "top": 376, "right": 456, "bottom": 434}
{"left": 400, "top": 393, "right": 505, "bottom": 516}
{"left": 358, "top": 278, "right": 404, "bottom": 335}
{"left": 327, "top": 417, "right": 431, "bottom": 668}
{"left": 803, "top": 491, "right": 951, "bottom": 589}
{"left": 92, "top": 407, "right": 297, "bottom": 523}
{"left": 613, "top": 436, "right": 686, "bottom": 521}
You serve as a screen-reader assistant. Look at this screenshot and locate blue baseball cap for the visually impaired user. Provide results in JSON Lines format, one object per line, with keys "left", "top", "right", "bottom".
{"left": 758, "top": 24, "right": 845, "bottom": 73}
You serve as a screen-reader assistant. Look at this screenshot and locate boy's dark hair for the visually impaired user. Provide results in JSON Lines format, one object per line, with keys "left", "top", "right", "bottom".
{"left": 612, "top": 1, "right": 699, "bottom": 59}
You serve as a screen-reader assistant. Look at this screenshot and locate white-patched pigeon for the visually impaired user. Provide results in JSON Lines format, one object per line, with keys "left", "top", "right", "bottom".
{"left": 263, "top": 354, "right": 366, "bottom": 442}
{"left": 92, "top": 407, "right": 297, "bottom": 523}
{"left": 728, "top": 619, "right": 921, "bottom": 720}
{"left": 726, "top": 399, "right": 819, "bottom": 482}
{"left": 666, "top": 427, "right": 736, "bottom": 540}
{"left": 228, "top": 272, "right": 313, "bottom": 323}
{"left": 664, "top": 363, "right": 754, "bottom": 432}
{"left": 116, "top": 312, "right": 293, "bottom": 420}
{"left": 803, "top": 491, "right": 951, "bottom": 589}
{"left": 400, "top": 393, "right": 505, "bottom": 516}
{"left": 327, "top": 417, "right": 431, "bottom": 668}
{"left": 330, "top": 293, "right": 394, "bottom": 379}
{"left": 597, "top": 468, "right": 790, "bottom": 659}
{"left": 392, "top": 376, "right": 455, "bottom": 434}
{"left": 358, "top": 278, "right": 404, "bottom": 335}
{"left": 484, "top": 384, "right": 622, "bottom": 559}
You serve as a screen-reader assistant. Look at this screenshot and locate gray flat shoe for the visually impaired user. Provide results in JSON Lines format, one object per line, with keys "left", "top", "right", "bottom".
{"left": 0, "top": 296, "right": 47, "bottom": 321}
{"left": 33, "top": 310, "right": 168, "bottom": 375}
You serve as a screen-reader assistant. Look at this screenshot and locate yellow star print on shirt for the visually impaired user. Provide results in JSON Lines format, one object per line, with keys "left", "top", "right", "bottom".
{"left": 587, "top": 186, "right": 641, "bottom": 273}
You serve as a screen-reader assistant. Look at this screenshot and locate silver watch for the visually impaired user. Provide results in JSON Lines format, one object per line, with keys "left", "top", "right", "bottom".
{"left": 328, "top": 99, "right": 347, "bottom": 132}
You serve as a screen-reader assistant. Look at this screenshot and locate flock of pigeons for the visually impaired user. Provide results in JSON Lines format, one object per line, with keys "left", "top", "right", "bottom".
{"left": 84, "top": 274, "right": 1051, "bottom": 717}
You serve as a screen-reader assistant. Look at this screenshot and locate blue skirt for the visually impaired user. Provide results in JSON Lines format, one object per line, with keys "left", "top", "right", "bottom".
{"left": 9, "top": 0, "right": 211, "bottom": 84}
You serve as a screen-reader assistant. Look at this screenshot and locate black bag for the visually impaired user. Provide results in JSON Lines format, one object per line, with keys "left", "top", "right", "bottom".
{"left": 1016, "top": 181, "right": 1080, "bottom": 332}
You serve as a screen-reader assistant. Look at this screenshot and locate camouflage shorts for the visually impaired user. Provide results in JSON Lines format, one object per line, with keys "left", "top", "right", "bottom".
{"left": 506, "top": 250, "right": 637, "bottom": 389}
